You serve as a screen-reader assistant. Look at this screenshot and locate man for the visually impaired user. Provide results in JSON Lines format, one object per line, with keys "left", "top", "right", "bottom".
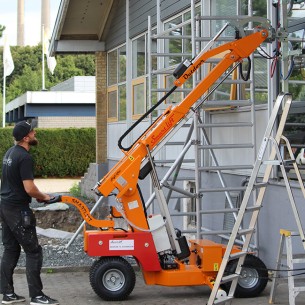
{"left": 0, "top": 121, "right": 59, "bottom": 305}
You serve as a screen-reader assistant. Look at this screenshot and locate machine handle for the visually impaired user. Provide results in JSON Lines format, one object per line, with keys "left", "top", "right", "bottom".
{"left": 46, "top": 194, "right": 62, "bottom": 204}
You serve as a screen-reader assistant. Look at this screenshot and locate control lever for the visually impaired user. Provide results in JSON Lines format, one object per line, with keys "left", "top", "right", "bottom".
{"left": 46, "top": 194, "right": 62, "bottom": 204}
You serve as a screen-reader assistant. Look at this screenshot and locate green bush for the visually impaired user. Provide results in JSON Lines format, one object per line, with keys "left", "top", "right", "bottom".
{"left": 0, "top": 127, "right": 96, "bottom": 178}
{"left": 69, "top": 182, "right": 82, "bottom": 197}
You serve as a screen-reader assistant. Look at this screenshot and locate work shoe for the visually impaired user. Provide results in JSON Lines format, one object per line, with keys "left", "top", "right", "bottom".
{"left": 2, "top": 293, "right": 25, "bottom": 304}
{"left": 30, "top": 294, "right": 59, "bottom": 305}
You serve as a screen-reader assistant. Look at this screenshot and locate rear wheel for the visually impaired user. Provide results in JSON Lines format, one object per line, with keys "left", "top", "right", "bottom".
{"left": 89, "top": 256, "right": 136, "bottom": 301}
{"left": 221, "top": 254, "right": 268, "bottom": 298}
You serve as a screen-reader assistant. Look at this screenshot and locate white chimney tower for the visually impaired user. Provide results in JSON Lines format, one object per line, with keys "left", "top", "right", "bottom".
{"left": 17, "top": 0, "right": 25, "bottom": 46}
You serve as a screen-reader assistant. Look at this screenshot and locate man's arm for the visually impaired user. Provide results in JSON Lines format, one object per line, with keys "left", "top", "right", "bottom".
{"left": 23, "top": 180, "right": 51, "bottom": 201}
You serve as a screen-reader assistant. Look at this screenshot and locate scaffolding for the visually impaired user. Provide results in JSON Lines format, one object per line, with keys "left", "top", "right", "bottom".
{"left": 146, "top": 0, "right": 272, "bottom": 252}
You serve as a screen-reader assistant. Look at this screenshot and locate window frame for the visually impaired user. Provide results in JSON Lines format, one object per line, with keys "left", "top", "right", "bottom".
{"left": 107, "top": 85, "right": 118, "bottom": 122}
{"left": 132, "top": 77, "right": 146, "bottom": 120}
{"left": 107, "top": 44, "right": 127, "bottom": 122}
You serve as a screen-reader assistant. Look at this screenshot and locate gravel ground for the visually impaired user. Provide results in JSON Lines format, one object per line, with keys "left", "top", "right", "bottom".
{"left": 0, "top": 197, "right": 99, "bottom": 269}
{"left": 36, "top": 235, "right": 96, "bottom": 268}
{"left": 0, "top": 197, "right": 134, "bottom": 270}
{"left": 0, "top": 227, "right": 97, "bottom": 269}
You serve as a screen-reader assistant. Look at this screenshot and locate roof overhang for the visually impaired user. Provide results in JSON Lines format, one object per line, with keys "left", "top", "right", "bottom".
{"left": 50, "top": 0, "right": 114, "bottom": 55}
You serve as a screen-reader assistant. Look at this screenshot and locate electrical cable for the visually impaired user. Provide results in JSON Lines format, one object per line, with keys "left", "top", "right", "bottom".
{"left": 280, "top": 56, "right": 295, "bottom": 80}
{"left": 118, "top": 85, "right": 177, "bottom": 151}
{"left": 257, "top": 46, "right": 278, "bottom": 60}
{"left": 239, "top": 56, "right": 251, "bottom": 81}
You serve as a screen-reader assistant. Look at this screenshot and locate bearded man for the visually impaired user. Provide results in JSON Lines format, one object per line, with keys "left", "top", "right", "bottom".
{"left": 0, "top": 121, "right": 59, "bottom": 305}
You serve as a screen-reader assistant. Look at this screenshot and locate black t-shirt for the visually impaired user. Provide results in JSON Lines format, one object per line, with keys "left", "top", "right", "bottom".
{"left": 0, "top": 145, "right": 34, "bottom": 207}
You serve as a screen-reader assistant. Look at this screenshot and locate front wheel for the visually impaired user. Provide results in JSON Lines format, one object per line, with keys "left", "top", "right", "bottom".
{"left": 221, "top": 254, "right": 268, "bottom": 298}
{"left": 89, "top": 256, "right": 136, "bottom": 301}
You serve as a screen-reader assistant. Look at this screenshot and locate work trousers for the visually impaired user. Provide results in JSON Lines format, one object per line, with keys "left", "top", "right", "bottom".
{"left": 0, "top": 204, "right": 43, "bottom": 297}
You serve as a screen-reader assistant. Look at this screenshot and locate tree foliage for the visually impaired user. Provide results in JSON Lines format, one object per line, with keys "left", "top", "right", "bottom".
{"left": 0, "top": 127, "right": 96, "bottom": 177}
{"left": 0, "top": 44, "right": 95, "bottom": 104}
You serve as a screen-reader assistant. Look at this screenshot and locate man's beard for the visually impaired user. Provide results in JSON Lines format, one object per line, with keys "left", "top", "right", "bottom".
{"left": 29, "top": 138, "right": 38, "bottom": 146}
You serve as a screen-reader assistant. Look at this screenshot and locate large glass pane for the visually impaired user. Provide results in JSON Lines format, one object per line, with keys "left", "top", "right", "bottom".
{"left": 241, "top": 0, "right": 267, "bottom": 17}
{"left": 108, "top": 90, "right": 118, "bottom": 119}
{"left": 119, "top": 85, "right": 126, "bottom": 121}
{"left": 151, "top": 75, "right": 158, "bottom": 117}
{"left": 183, "top": 8, "right": 201, "bottom": 55}
{"left": 212, "top": 0, "right": 236, "bottom": 37}
{"left": 133, "top": 82, "right": 145, "bottom": 115}
{"left": 164, "top": 16, "right": 183, "bottom": 67}
{"left": 119, "top": 46, "right": 126, "bottom": 83}
{"left": 108, "top": 50, "right": 118, "bottom": 86}
{"left": 288, "top": 28, "right": 305, "bottom": 101}
{"left": 132, "top": 36, "right": 146, "bottom": 78}
{"left": 165, "top": 75, "right": 182, "bottom": 104}
{"left": 150, "top": 38, "right": 158, "bottom": 72}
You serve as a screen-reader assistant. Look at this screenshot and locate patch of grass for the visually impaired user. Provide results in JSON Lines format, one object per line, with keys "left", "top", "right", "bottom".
{"left": 69, "top": 182, "right": 81, "bottom": 197}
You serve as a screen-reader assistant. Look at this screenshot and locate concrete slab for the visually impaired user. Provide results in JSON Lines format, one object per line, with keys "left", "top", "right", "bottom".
{"left": 36, "top": 227, "right": 75, "bottom": 239}
{"left": 33, "top": 202, "right": 70, "bottom": 211}
{"left": 35, "top": 178, "right": 80, "bottom": 193}
{"left": 10, "top": 271, "right": 303, "bottom": 305}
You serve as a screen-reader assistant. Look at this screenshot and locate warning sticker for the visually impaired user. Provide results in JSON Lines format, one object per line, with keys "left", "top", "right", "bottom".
{"left": 109, "top": 240, "right": 134, "bottom": 251}
{"left": 214, "top": 263, "right": 219, "bottom": 271}
{"left": 128, "top": 200, "right": 139, "bottom": 210}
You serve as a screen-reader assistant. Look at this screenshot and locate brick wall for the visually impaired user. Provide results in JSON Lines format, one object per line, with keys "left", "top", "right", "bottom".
{"left": 95, "top": 51, "right": 108, "bottom": 164}
{"left": 38, "top": 116, "right": 96, "bottom": 128}
{"left": 79, "top": 52, "right": 108, "bottom": 199}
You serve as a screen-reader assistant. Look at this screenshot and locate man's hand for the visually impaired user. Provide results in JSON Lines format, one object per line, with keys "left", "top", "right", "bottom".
{"left": 36, "top": 193, "right": 51, "bottom": 203}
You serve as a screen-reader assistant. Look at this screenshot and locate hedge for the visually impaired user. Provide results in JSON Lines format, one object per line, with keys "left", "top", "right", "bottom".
{"left": 0, "top": 127, "right": 96, "bottom": 178}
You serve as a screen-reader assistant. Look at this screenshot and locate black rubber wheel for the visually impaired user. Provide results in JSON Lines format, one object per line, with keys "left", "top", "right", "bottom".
{"left": 221, "top": 254, "right": 268, "bottom": 298}
{"left": 89, "top": 256, "right": 136, "bottom": 301}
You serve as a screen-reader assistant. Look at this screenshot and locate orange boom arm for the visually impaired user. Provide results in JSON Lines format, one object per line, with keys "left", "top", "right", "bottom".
{"left": 94, "top": 27, "right": 269, "bottom": 230}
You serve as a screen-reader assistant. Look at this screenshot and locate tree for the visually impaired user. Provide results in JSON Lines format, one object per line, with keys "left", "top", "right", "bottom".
{"left": 0, "top": 44, "right": 95, "bottom": 126}
{"left": 0, "top": 44, "right": 95, "bottom": 102}
{"left": 6, "top": 66, "right": 42, "bottom": 101}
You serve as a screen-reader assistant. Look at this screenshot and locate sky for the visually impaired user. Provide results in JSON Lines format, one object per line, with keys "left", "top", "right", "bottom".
{"left": 0, "top": 0, "right": 61, "bottom": 46}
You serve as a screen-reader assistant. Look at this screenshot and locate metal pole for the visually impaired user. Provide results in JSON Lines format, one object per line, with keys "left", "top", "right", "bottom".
{"left": 42, "top": 24, "right": 46, "bottom": 90}
{"left": 2, "top": 76, "right": 6, "bottom": 128}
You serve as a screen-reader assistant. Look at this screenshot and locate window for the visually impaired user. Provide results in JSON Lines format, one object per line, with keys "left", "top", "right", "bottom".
{"left": 207, "top": 0, "right": 269, "bottom": 104}
{"left": 131, "top": 35, "right": 148, "bottom": 117}
{"left": 119, "top": 46, "right": 127, "bottom": 83}
{"left": 132, "top": 78, "right": 146, "bottom": 117}
{"left": 132, "top": 35, "right": 146, "bottom": 78}
{"left": 161, "top": 7, "right": 200, "bottom": 107}
{"left": 163, "top": 6, "right": 201, "bottom": 69}
{"left": 183, "top": 181, "right": 197, "bottom": 230}
{"left": 281, "top": 103, "right": 305, "bottom": 177}
{"left": 164, "top": 16, "right": 183, "bottom": 67}
{"left": 108, "top": 50, "right": 118, "bottom": 86}
{"left": 107, "top": 87, "right": 118, "bottom": 121}
{"left": 164, "top": 74, "right": 183, "bottom": 104}
{"left": 119, "top": 85, "right": 126, "bottom": 121}
{"left": 288, "top": 27, "right": 305, "bottom": 103}
{"left": 107, "top": 45, "right": 127, "bottom": 122}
